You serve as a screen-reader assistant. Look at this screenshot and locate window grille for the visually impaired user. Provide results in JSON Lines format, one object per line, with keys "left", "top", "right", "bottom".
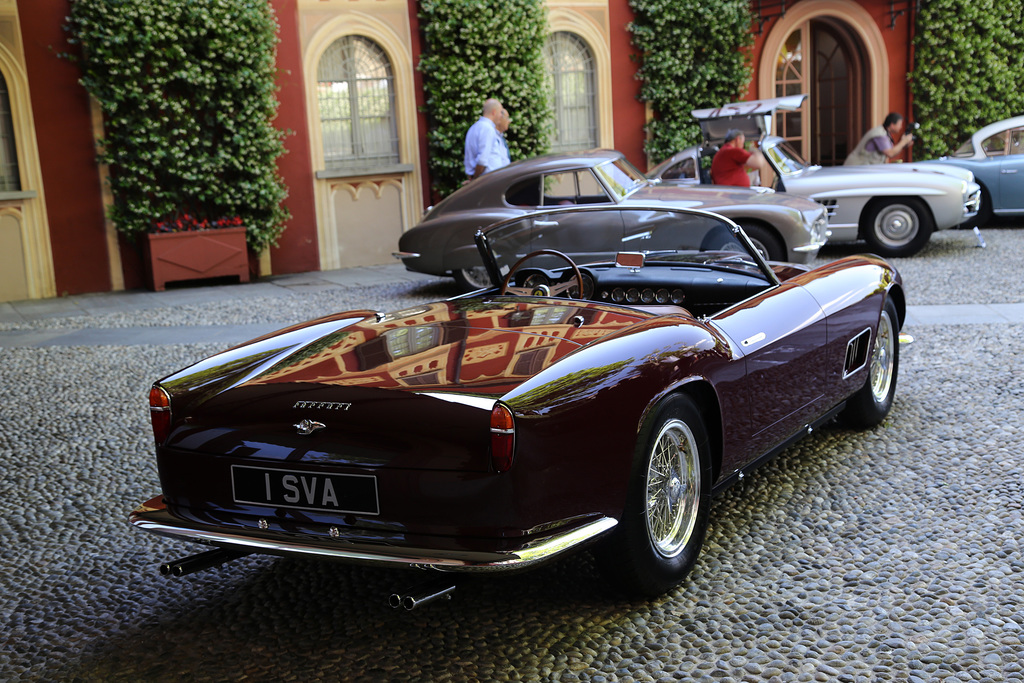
{"left": 545, "top": 32, "right": 597, "bottom": 153}
{"left": 317, "top": 36, "right": 399, "bottom": 172}
{"left": 0, "top": 73, "right": 20, "bottom": 192}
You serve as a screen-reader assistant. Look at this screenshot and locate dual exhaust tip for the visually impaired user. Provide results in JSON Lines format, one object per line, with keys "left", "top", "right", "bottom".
{"left": 388, "top": 582, "right": 456, "bottom": 610}
{"left": 159, "top": 548, "right": 248, "bottom": 577}
{"left": 160, "top": 549, "right": 457, "bottom": 610}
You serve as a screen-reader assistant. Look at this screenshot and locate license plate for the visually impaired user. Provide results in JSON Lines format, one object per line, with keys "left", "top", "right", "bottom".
{"left": 231, "top": 465, "right": 379, "bottom": 515}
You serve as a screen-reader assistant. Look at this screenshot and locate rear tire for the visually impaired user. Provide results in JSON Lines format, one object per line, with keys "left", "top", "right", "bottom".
{"left": 453, "top": 266, "right": 492, "bottom": 292}
{"left": 739, "top": 222, "right": 786, "bottom": 261}
{"left": 839, "top": 298, "right": 899, "bottom": 428}
{"left": 861, "top": 198, "right": 933, "bottom": 257}
{"left": 594, "top": 394, "right": 711, "bottom": 597}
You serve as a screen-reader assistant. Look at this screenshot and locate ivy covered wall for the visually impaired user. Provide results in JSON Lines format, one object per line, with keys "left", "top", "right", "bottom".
{"left": 912, "top": 0, "right": 1024, "bottom": 159}
{"left": 629, "top": 0, "right": 754, "bottom": 164}
{"left": 419, "top": 0, "right": 552, "bottom": 198}
{"left": 65, "top": 0, "right": 290, "bottom": 251}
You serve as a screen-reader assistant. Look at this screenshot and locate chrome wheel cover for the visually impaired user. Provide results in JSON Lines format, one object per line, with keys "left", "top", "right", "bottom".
{"left": 746, "top": 237, "right": 770, "bottom": 261}
{"left": 870, "top": 310, "right": 895, "bottom": 403}
{"left": 873, "top": 204, "right": 919, "bottom": 248}
{"left": 645, "top": 419, "right": 701, "bottom": 558}
{"left": 459, "top": 266, "right": 491, "bottom": 289}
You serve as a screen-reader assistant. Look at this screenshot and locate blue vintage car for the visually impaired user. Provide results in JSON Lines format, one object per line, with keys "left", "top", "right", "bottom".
{"left": 925, "top": 116, "right": 1024, "bottom": 226}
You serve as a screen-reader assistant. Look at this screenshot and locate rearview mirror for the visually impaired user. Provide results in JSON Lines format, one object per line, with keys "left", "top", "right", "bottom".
{"left": 615, "top": 252, "right": 645, "bottom": 269}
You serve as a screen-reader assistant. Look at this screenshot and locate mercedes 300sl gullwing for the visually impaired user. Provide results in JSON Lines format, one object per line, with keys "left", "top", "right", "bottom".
{"left": 131, "top": 205, "right": 904, "bottom": 605}
{"left": 648, "top": 95, "right": 982, "bottom": 257}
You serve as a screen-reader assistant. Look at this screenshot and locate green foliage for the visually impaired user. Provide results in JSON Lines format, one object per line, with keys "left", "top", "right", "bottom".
{"left": 65, "top": 0, "right": 290, "bottom": 251}
{"left": 419, "top": 0, "right": 553, "bottom": 198}
{"left": 629, "top": 0, "right": 754, "bottom": 164}
{"left": 912, "top": 0, "right": 1024, "bottom": 158}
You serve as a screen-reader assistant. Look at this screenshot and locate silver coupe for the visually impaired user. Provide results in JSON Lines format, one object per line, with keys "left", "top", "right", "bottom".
{"left": 396, "top": 149, "right": 828, "bottom": 290}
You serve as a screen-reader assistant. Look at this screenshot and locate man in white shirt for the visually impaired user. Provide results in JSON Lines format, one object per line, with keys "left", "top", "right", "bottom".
{"left": 464, "top": 99, "right": 511, "bottom": 180}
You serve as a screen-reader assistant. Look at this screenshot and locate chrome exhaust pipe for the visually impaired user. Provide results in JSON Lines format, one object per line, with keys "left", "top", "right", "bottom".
{"left": 389, "top": 580, "right": 456, "bottom": 610}
{"left": 159, "top": 548, "right": 248, "bottom": 577}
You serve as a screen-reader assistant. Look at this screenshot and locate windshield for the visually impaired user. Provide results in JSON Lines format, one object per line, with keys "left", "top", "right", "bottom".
{"left": 593, "top": 158, "right": 647, "bottom": 201}
{"left": 475, "top": 206, "right": 774, "bottom": 288}
{"left": 764, "top": 140, "right": 811, "bottom": 175}
{"left": 952, "top": 139, "right": 975, "bottom": 158}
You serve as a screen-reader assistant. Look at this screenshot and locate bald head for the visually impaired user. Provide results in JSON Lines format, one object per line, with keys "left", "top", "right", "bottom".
{"left": 482, "top": 99, "right": 504, "bottom": 123}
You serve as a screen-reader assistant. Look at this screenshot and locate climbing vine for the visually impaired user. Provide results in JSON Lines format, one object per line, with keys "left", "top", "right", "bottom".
{"left": 912, "top": 0, "right": 1024, "bottom": 158}
{"left": 65, "top": 0, "right": 290, "bottom": 250}
{"left": 629, "top": 0, "right": 754, "bottom": 165}
{"left": 419, "top": 0, "right": 552, "bottom": 198}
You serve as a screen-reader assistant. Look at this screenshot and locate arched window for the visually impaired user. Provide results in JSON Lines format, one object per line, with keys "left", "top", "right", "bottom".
{"left": 317, "top": 36, "right": 399, "bottom": 171}
{"left": 0, "top": 72, "right": 20, "bottom": 192}
{"left": 545, "top": 32, "right": 597, "bottom": 153}
{"left": 775, "top": 29, "right": 806, "bottom": 158}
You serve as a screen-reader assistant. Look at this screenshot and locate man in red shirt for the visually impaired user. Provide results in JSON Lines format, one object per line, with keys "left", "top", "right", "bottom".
{"left": 711, "top": 129, "right": 767, "bottom": 187}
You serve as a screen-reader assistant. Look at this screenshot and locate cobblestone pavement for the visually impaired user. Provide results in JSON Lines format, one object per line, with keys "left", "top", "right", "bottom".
{"left": 2, "top": 227, "right": 1023, "bottom": 681}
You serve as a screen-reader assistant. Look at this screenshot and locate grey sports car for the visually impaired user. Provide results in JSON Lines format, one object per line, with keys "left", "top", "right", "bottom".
{"left": 396, "top": 149, "right": 828, "bottom": 290}
{"left": 924, "top": 115, "right": 1024, "bottom": 226}
{"left": 648, "top": 96, "right": 982, "bottom": 258}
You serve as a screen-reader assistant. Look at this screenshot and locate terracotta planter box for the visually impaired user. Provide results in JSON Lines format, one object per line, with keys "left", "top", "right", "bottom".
{"left": 143, "top": 227, "right": 250, "bottom": 291}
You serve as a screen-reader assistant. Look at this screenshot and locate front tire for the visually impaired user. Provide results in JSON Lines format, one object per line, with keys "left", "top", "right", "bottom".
{"left": 972, "top": 185, "right": 992, "bottom": 228}
{"left": 839, "top": 298, "right": 899, "bottom": 428}
{"left": 594, "top": 394, "right": 712, "bottom": 597}
{"left": 861, "top": 198, "right": 933, "bottom": 257}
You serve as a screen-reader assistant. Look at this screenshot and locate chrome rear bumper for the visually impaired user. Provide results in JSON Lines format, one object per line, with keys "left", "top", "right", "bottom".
{"left": 129, "top": 496, "right": 616, "bottom": 572}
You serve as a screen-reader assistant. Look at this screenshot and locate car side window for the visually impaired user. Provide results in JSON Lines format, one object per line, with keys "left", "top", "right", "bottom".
{"left": 1009, "top": 128, "right": 1024, "bottom": 155}
{"left": 982, "top": 131, "right": 1009, "bottom": 157}
{"left": 543, "top": 171, "right": 577, "bottom": 205}
{"left": 506, "top": 177, "right": 542, "bottom": 207}
{"left": 575, "top": 170, "right": 611, "bottom": 204}
{"left": 660, "top": 158, "right": 697, "bottom": 181}
{"left": 540, "top": 170, "right": 611, "bottom": 206}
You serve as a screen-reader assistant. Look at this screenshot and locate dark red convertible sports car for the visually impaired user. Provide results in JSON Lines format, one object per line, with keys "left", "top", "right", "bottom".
{"left": 131, "top": 206, "right": 904, "bottom": 604}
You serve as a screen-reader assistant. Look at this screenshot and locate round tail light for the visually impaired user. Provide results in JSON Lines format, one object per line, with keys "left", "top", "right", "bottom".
{"left": 489, "top": 403, "right": 516, "bottom": 473}
{"left": 149, "top": 385, "right": 172, "bottom": 445}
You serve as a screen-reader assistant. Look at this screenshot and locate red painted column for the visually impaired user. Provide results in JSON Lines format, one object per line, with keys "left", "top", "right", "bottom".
{"left": 269, "top": 0, "right": 320, "bottom": 274}
{"left": 407, "top": 2, "right": 433, "bottom": 209}
{"left": 17, "top": 0, "right": 111, "bottom": 295}
{"left": 608, "top": 1, "right": 648, "bottom": 171}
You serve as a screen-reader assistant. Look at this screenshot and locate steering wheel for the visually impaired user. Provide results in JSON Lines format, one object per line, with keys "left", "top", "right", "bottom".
{"left": 500, "top": 249, "right": 585, "bottom": 298}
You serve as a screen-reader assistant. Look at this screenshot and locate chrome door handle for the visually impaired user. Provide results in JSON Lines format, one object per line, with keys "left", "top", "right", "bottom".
{"left": 1001, "top": 169, "right": 1018, "bottom": 174}
{"left": 534, "top": 220, "right": 559, "bottom": 226}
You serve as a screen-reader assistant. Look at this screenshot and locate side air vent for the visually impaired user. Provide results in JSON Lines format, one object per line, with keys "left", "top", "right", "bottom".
{"left": 843, "top": 328, "right": 872, "bottom": 378}
{"left": 818, "top": 199, "right": 838, "bottom": 219}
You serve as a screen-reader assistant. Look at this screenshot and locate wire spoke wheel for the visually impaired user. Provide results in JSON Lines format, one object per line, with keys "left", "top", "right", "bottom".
{"left": 593, "top": 394, "right": 710, "bottom": 596}
{"left": 645, "top": 419, "right": 701, "bottom": 558}
{"left": 839, "top": 298, "right": 900, "bottom": 429}
{"left": 869, "top": 309, "right": 895, "bottom": 403}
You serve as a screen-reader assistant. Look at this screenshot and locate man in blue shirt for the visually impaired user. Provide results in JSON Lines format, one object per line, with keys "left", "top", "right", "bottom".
{"left": 464, "top": 99, "right": 511, "bottom": 180}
